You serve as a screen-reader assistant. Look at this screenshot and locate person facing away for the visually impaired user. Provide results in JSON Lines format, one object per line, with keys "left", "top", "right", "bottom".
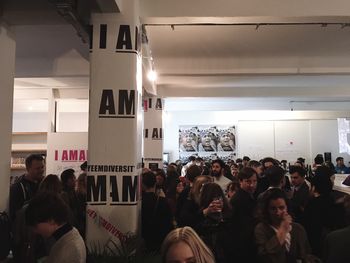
{"left": 25, "top": 192, "right": 86, "bottom": 263}
{"left": 324, "top": 195, "right": 350, "bottom": 263}
{"left": 142, "top": 171, "right": 173, "bottom": 251}
{"left": 302, "top": 166, "right": 345, "bottom": 258}
{"left": 10, "top": 154, "right": 45, "bottom": 221}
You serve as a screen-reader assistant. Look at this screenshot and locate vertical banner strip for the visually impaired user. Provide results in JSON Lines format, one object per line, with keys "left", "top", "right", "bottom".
{"left": 87, "top": 0, "right": 142, "bottom": 249}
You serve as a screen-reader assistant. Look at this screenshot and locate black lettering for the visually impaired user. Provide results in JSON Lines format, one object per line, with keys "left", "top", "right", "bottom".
{"left": 122, "top": 176, "right": 138, "bottom": 202}
{"left": 116, "top": 25, "right": 132, "bottom": 50}
{"left": 145, "top": 128, "right": 148, "bottom": 138}
{"left": 99, "top": 90, "right": 116, "bottom": 115}
{"left": 118, "top": 90, "right": 135, "bottom": 115}
{"left": 160, "top": 128, "right": 163, "bottom": 139}
{"left": 149, "top": 98, "right": 152, "bottom": 109}
{"left": 87, "top": 175, "right": 106, "bottom": 202}
{"left": 152, "top": 128, "right": 159, "bottom": 139}
{"left": 100, "top": 24, "right": 107, "bottom": 49}
{"left": 155, "top": 98, "right": 162, "bottom": 110}
{"left": 110, "top": 176, "right": 119, "bottom": 202}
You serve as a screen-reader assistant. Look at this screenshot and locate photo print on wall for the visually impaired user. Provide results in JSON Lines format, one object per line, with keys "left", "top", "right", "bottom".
{"left": 179, "top": 125, "right": 236, "bottom": 163}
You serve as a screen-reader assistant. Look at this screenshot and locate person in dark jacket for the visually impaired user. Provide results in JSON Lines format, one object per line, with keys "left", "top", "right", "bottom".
{"left": 227, "top": 167, "right": 258, "bottom": 263}
{"left": 324, "top": 195, "right": 350, "bottom": 263}
{"left": 289, "top": 165, "right": 310, "bottom": 223}
{"left": 10, "top": 154, "right": 45, "bottom": 221}
{"left": 255, "top": 189, "right": 311, "bottom": 263}
{"left": 302, "top": 166, "right": 345, "bottom": 258}
{"left": 142, "top": 171, "right": 173, "bottom": 251}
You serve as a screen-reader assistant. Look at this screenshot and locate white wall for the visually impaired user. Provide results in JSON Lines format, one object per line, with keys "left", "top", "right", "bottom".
{"left": 0, "top": 24, "right": 15, "bottom": 211}
{"left": 163, "top": 110, "right": 350, "bottom": 165}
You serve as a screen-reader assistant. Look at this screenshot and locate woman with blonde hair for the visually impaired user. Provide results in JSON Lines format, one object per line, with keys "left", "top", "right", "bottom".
{"left": 161, "top": 226, "right": 215, "bottom": 263}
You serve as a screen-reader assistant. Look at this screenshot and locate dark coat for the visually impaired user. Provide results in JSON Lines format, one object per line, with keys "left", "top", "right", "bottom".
{"left": 290, "top": 182, "right": 309, "bottom": 222}
{"left": 324, "top": 226, "right": 350, "bottom": 263}
{"left": 141, "top": 192, "right": 173, "bottom": 251}
{"left": 302, "top": 195, "right": 344, "bottom": 258}
{"left": 226, "top": 188, "right": 257, "bottom": 263}
{"left": 255, "top": 222, "right": 310, "bottom": 263}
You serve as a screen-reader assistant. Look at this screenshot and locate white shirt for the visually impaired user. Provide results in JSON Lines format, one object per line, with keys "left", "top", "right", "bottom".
{"left": 214, "top": 175, "right": 232, "bottom": 192}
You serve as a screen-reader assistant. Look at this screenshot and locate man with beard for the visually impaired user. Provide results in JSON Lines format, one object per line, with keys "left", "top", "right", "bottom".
{"left": 211, "top": 159, "right": 231, "bottom": 191}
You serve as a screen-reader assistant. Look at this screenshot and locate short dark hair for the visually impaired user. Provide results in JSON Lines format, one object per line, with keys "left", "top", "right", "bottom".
{"left": 297, "top": 157, "right": 305, "bottom": 163}
{"left": 289, "top": 165, "right": 306, "bottom": 177}
{"left": 247, "top": 160, "right": 262, "bottom": 168}
{"left": 265, "top": 166, "right": 285, "bottom": 187}
{"left": 237, "top": 167, "right": 256, "bottom": 181}
{"left": 212, "top": 159, "right": 225, "bottom": 169}
{"left": 188, "top": 156, "right": 196, "bottom": 162}
{"left": 261, "top": 157, "right": 277, "bottom": 167}
{"left": 314, "top": 154, "right": 324, "bottom": 165}
{"left": 336, "top": 157, "right": 344, "bottom": 162}
{"left": 26, "top": 192, "right": 69, "bottom": 226}
{"left": 25, "top": 154, "right": 44, "bottom": 169}
{"left": 60, "top": 169, "right": 75, "bottom": 186}
{"left": 314, "top": 165, "right": 335, "bottom": 178}
{"left": 311, "top": 171, "right": 333, "bottom": 196}
{"left": 186, "top": 165, "right": 202, "bottom": 183}
{"left": 243, "top": 156, "right": 250, "bottom": 162}
{"left": 142, "top": 171, "right": 156, "bottom": 188}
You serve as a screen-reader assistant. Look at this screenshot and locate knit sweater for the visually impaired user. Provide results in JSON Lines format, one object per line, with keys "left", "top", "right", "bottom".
{"left": 45, "top": 227, "right": 86, "bottom": 263}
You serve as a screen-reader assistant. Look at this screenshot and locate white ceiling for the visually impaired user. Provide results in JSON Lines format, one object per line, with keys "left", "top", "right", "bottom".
{"left": 146, "top": 24, "right": 350, "bottom": 99}
{"left": 4, "top": 1, "right": 350, "bottom": 110}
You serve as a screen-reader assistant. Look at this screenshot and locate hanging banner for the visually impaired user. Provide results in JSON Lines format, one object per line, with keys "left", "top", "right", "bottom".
{"left": 87, "top": 0, "right": 142, "bottom": 249}
{"left": 143, "top": 97, "right": 163, "bottom": 170}
{"left": 46, "top": 132, "right": 88, "bottom": 175}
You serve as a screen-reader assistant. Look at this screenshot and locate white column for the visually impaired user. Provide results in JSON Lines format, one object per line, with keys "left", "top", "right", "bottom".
{"left": 0, "top": 23, "right": 15, "bottom": 211}
{"left": 86, "top": 0, "right": 142, "bottom": 248}
{"left": 143, "top": 97, "right": 164, "bottom": 170}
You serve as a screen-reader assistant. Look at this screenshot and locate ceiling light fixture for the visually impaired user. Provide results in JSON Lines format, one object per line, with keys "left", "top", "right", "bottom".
{"left": 147, "top": 70, "right": 157, "bottom": 82}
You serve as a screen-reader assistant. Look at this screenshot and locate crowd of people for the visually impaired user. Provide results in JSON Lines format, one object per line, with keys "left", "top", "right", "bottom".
{"left": 143, "top": 154, "right": 350, "bottom": 263}
{"left": 8, "top": 154, "right": 87, "bottom": 263}
{"left": 3, "top": 153, "right": 350, "bottom": 263}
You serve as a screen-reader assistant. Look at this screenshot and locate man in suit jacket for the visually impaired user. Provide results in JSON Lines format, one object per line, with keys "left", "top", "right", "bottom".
{"left": 289, "top": 165, "right": 310, "bottom": 223}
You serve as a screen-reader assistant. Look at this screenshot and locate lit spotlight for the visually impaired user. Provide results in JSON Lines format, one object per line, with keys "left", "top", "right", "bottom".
{"left": 147, "top": 70, "right": 157, "bottom": 82}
